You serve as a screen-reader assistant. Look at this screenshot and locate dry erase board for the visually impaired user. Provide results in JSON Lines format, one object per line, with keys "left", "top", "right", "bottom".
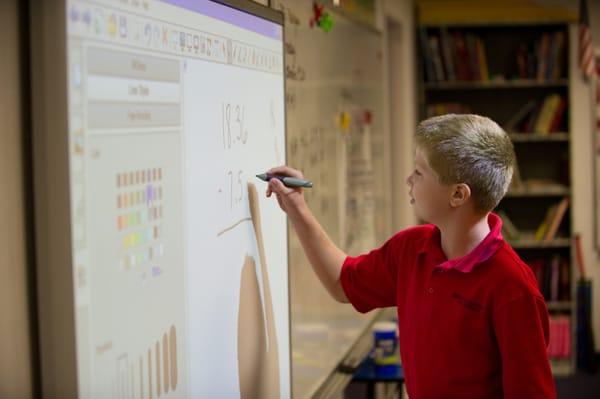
{"left": 272, "top": 1, "right": 390, "bottom": 397}
{"left": 32, "top": 0, "right": 291, "bottom": 397}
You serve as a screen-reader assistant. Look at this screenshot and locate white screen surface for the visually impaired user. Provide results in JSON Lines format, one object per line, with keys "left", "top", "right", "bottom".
{"left": 66, "top": 1, "right": 289, "bottom": 397}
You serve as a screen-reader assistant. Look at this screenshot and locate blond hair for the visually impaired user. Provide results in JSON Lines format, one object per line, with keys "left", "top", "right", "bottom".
{"left": 415, "top": 114, "right": 516, "bottom": 213}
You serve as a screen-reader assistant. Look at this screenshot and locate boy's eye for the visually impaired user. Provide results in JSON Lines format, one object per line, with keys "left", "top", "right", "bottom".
{"left": 414, "top": 169, "right": 421, "bottom": 176}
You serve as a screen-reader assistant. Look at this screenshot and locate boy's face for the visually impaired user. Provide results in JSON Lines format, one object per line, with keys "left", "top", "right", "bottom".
{"left": 406, "top": 147, "right": 453, "bottom": 224}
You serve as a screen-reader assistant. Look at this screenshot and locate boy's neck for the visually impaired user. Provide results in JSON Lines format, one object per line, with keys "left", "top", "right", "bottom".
{"left": 438, "top": 212, "right": 491, "bottom": 260}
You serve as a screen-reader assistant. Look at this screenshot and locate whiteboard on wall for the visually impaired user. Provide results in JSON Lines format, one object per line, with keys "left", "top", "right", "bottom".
{"left": 35, "top": 0, "right": 291, "bottom": 398}
{"left": 272, "top": 1, "right": 390, "bottom": 397}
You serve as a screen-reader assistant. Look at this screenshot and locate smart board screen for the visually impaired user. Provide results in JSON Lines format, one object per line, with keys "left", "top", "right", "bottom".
{"left": 66, "top": 1, "right": 289, "bottom": 397}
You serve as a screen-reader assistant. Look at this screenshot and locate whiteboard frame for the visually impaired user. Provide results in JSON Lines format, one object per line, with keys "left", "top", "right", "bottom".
{"left": 30, "top": 0, "right": 77, "bottom": 397}
{"left": 29, "top": 0, "right": 289, "bottom": 397}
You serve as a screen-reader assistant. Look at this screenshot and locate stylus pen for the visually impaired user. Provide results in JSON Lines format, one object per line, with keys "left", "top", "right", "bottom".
{"left": 256, "top": 173, "right": 313, "bottom": 188}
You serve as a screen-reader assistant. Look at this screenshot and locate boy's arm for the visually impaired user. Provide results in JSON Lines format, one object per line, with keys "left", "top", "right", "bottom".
{"left": 493, "top": 294, "right": 556, "bottom": 398}
{"left": 266, "top": 166, "right": 348, "bottom": 303}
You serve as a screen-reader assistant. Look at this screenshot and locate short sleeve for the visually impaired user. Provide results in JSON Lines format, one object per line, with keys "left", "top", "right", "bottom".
{"left": 339, "top": 232, "right": 404, "bottom": 313}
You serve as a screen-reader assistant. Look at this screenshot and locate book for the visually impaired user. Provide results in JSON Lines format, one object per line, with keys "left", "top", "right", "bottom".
{"left": 522, "top": 101, "right": 542, "bottom": 133}
{"left": 535, "top": 203, "right": 559, "bottom": 241}
{"left": 548, "top": 96, "right": 567, "bottom": 133}
{"left": 475, "top": 37, "right": 489, "bottom": 81}
{"left": 419, "top": 28, "right": 436, "bottom": 82}
{"left": 429, "top": 35, "right": 446, "bottom": 81}
{"left": 533, "top": 94, "right": 561, "bottom": 135}
{"left": 552, "top": 31, "right": 566, "bottom": 79}
{"left": 559, "top": 258, "right": 570, "bottom": 301}
{"left": 548, "top": 316, "right": 571, "bottom": 358}
{"left": 536, "top": 33, "right": 550, "bottom": 81}
{"left": 453, "top": 31, "right": 470, "bottom": 81}
{"left": 550, "top": 255, "right": 560, "bottom": 301}
{"left": 466, "top": 34, "right": 480, "bottom": 81}
{"left": 546, "top": 32, "right": 558, "bottom": 80}
{"left": 528, "top": 256, "right": 570, "bottom": 301}
{"left": 440, "top": 28, "right": 456, "bottom": 81}
{"left": 517, "top": 43, "right": 528, "bottom": 79}
{"left": 544, "top": 196, "right": 570, "bottom": 242}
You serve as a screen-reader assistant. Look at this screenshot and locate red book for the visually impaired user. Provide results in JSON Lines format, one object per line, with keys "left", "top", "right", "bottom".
{"left": 466, "top": 34, "right": 480, "bottom": 81}
{"left": 548, "top": 97, "right": 566, "bottom": 133}
{"left": 452, "top": 31, "right": 470, "bottom": 81}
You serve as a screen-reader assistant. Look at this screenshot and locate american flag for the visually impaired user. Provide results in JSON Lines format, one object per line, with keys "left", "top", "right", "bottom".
{"left": 580, "top": 0, "right": 600, "bottom": 149}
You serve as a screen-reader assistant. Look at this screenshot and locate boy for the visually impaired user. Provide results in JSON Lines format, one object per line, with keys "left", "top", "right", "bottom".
{"left": 266, "top": 114, "right": 555, "bottom": 398}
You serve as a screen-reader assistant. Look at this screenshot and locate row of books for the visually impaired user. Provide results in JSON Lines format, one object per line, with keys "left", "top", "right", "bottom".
{"left": 498, "top": 197, "right": 569, "bottom": 243}
{"left": 420, "top": 29, "right": 565, "bottom": 83}
{"left": 516, "top": 31, "right": 566, "bottom": 81}
{"left": 425, "top": 94, "right": 566, "bottom": 135}
{"left": 504, "top": 94, "right": 567, "bottom": 134}
{"left": 420, "top": 28, "right": 488, "bottom": 82}
{"left": 548, "top": 315, "right": 571, "bottom": 359}
{"left": 527, "top": 255, "right": 571, "bottom": 302}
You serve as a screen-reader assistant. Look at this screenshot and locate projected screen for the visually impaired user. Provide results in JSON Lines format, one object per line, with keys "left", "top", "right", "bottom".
{"left": 66, "top": 1, "right": 288, "bottom": 397}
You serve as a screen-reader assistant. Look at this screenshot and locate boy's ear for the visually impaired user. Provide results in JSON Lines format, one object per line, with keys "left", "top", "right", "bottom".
{"left": 449, "top": 183, "right": 471, "bottom": 208}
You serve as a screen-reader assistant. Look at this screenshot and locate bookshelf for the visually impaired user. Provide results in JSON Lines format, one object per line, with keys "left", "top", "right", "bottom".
{"left": 417, "top": 22, "right": 576, "bottom": 375}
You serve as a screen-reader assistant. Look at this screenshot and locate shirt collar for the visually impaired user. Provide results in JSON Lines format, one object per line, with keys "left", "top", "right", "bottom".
{"left": 418, "top": 212, "right": 505, "bottom": 273}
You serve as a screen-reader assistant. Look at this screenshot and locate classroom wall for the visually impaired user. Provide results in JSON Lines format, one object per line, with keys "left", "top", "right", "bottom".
{"left": 0, "top": 6, "right": 595, "bottom": 399}
{"left": 378, "top": 0, "right": 418, "bottom": 231}
{"left": 576, "top": 1, "right": 600, "bottom": 352}
{"left": 0, "top": 0, "right": 35, "bottom": 397}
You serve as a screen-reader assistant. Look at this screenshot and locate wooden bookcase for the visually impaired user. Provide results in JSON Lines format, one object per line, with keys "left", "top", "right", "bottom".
{"left": 417, "top": 22, "right": 576, "bottom": 376}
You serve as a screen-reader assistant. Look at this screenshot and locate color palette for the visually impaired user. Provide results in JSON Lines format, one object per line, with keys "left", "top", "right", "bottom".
{"left": 115, "top": 167, "right": 164, "bottom": 271}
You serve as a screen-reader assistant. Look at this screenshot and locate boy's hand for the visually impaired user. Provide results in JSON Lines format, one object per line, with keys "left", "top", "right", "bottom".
{"left": 265, "top": 166, "right": 306, "bottom": 213}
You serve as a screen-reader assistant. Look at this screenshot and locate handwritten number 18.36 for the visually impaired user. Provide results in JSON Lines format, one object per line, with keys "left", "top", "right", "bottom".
{"left": 222, "top": 102, "right": 248, "bottom": 149}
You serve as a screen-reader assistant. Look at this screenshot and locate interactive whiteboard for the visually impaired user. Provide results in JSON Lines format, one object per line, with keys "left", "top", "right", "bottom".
{"left": 62, "top": 0, "right": 289, "bottom": 397}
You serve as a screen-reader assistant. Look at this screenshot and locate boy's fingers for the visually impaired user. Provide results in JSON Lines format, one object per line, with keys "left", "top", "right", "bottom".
{"left": 268, "top": 180, "right": 277, "bottom": 196}
{"left": 269, "top": 178, "right": 290, "bottom": 195}
{"left": 268, "top": 179, "right": 282, "bottom": 195}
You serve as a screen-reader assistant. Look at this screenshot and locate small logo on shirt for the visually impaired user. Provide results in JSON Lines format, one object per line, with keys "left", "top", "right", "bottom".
{"left": 452, "top": 292, "right": 483, "bottom": 312}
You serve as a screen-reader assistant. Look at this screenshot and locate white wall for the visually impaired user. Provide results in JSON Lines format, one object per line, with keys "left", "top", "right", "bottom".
{"left": 0, "top": 0, "right": 35, "bottom": 396}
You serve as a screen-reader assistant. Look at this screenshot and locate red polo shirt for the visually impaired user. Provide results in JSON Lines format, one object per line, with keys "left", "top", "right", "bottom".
{"left": 340, "top": 213, "right": 556, "bottom": 399}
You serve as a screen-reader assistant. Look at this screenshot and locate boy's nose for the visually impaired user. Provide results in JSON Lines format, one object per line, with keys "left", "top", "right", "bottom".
{"left": 406, "top": 174, "right": 413, "bottom": 186}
